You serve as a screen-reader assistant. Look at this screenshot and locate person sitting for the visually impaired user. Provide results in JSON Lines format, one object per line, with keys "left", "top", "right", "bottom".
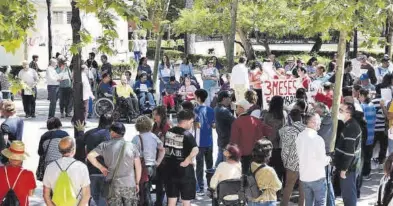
{"left": 162, "top": 76, "right": 180, "bottom": 111}
{"left": 209, "top": 143, "right": 242, "bottom": 200}
{"left": 250, "top": 139, "right": 282, "bottom": 206}
{"left": 179, "top": 76, "right": 197, "bottom": 101}
{"left": 116, "top": 74, "right": 140, "bottom": 117}
{"left": 97, "top": 73, "right": 113, "bottom": 98}
{"left": 134, "top": 73, "right": 155, "bottom": 111}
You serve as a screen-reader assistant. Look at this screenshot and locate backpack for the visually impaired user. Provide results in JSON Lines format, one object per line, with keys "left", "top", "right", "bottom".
{"left": 52, "top": 160, "right": 80, "bottom": 206}
{"left": 1, "top": 167, "right": 23, "bottom": 206}
{"left": 243, "top": 164, "right": 265, "bottom": 200}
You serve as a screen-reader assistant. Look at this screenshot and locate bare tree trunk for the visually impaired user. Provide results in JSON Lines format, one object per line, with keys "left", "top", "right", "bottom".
{"left": 237, "top": 28, "right": 255, "bottom": 60}
{"left": 386, "top": 16, "right": 393, "bottom": 59}
{"left": 227, "top": 0, "right": 238, "bottom": 71}
{"left": 223, "top": 35, "right": 231, "bottom": 67}
{"left": 153, "top": 0, "right": 171, "bottom": 86}
{"left": 46, "top": 0, "right": 52, "bottom": 60}
{"left": 330, "top": 30, "right": 347, "bottom": 152}
{"left": 310, "top": 34, "right": 322, "bottom": 53}
{"left": 353, "top": 28, "right": 358, "bottom": 57}
{"left": 262, "top": 39, "right": 271, "bottom": 56}
{"left": 71, "top": 0, "right": 83, "bottom": 128}
{"left": 184, "top": 0, "right": 195, "bottom": 55}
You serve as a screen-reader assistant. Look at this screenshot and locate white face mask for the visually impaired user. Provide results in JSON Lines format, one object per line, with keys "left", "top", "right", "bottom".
{"left": 338, "top": 113, "right": 345, "bottom": 122}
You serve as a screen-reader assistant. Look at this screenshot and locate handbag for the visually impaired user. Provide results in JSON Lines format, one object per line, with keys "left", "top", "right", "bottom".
{"left": 101, "top": 141, "right": 127, "bottom": 198}
{"left": 138, "top": 135, "right": 149, "bottom": 184}
{"left": 36, "top": 133, "right": 53, "bottom": 181}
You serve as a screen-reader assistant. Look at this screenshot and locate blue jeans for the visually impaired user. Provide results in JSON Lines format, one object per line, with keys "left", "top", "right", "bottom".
{"left": 88, "top": 97, "right": 93, "bottom": 116}
{"left": 340, "top": 171, "right": 357, "bottom": 206}
{"left": 325, "top": 166, "right": 335, "bottom": 206}
{"left": 134, "top": 51, "right": 141, "bottom": 62}
{"left": 248, "top": 201, "right": 276, "bottom": 206}
{"left": 90, "top": 174, "right": 106, "bottom": 206}
{"left": 139, "top": 92, "right": 155, "bottom": 110}
{"left": 47, "top": 85, "right": 59, "bottom": 118}
{"left": 215, "top": 147, "right": 225, "bottom": 167}
{"left": 302, "top": 178, "right": 327, "bottom": 206}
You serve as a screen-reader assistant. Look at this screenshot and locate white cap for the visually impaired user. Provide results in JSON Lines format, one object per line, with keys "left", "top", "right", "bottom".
{"left": 235, "top": 99, "right": 252, "bottom": 110}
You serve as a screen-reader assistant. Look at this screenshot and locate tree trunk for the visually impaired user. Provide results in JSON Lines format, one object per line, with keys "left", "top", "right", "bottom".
{"left": 227, "top": 0, "right": 238, "bottom": 70}
{"left": 184, "top": 0, "right": 195, "bottom": 55}
{"left": 262, "top": 39, "right": 271, "bottom": 56}
{"left": 71, "top": 0, "right": 83, "bottom": 128}
{"left": 310, "top": 34, "right": 322, "bottom": 53}
{"left": 222, "top": 35, "right": 231, "bottom": 69}
{"left": 330, "top": 30, "right": 348, "bottom": 153}
{"left": 237, "top": 28, "right": 255, "bottom": 60}
{"left": 346, "top": 40, "right": 351, "bottom": 57}
{"left": 153, "top": 0, "right": 171, "bottom": 87}
{"left": 353, "top": 28, "right": 358, "bottom": 58}
{"left": 386, "top": 16, "right": 393, "bottom": 59}
{"left": 46, "top": 0, "right": 52, "bottom": 61}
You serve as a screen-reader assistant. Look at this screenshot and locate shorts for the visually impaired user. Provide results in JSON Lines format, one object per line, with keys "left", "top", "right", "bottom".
{"left": 165, "top": 177, "right": 196, "bottom": 200}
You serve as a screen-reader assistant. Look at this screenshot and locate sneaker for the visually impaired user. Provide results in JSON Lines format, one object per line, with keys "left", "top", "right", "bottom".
{"left": 60, "top": 113, "right": 65, "bottom": 118}
{"left": 31, "top": 114, "right": 36, "bottom": 118}
{"left": 196, "top": 191, "right": 205, "bottom": 196}
{"left": 25, "top": 115, "right": 30, "bottom": 118}
{"left": 363, "top": 174, "right": 372, "bottom": 180}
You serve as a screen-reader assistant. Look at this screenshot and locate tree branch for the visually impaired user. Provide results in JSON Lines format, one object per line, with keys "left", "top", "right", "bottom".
{"left": 234, "top": 40, "right": 245, "bottom": 52}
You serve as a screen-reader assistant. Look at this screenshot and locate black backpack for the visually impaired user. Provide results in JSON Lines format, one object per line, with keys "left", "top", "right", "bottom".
{"left": 378, "top": 175, "right": 393, "bottom": 206}
{"left": 1, "top": 167, "right": 24, "bottom": 206}
{"left": 243, "top": 164, "right": 265, "bottom": 200}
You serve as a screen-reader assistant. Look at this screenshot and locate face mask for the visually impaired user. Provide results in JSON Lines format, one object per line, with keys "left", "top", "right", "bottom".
{"left": 338, "top": 113, "right": 345, "bottom": 122}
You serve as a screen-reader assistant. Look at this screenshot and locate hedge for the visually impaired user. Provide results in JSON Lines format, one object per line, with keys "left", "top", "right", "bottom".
{"left": 129, "top": 39, "right": 185, "bottom": 51}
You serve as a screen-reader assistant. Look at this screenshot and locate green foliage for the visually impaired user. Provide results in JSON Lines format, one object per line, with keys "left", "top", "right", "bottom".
{"left": 0, "top": 0, "right": 36, "bottom": 53}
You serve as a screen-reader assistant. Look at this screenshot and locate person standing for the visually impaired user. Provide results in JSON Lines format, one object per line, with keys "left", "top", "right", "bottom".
{"left": 18, "top": 60, "right": 38, "bottom": 118}
{"left": 82, "top": 65, "right": 95, "bottom": 120}
{"left": 46, "top": 58, "right": 60, "bottom": 119}
{"left": 194, "top": 89, "right": 215, "bottom": 195}
{"left": 296, "top": 113, "right": 331, "bottom": 206}
{"left": 87, "top": 122, "right": 141, "bottom": 205}
{"left": 335, "top": 103, "right": 362, "bottom": 206}
{"left": 158, "top": 55, "right": 175, "bottom": 95}
{"left": 133, "top": 36, "right": 141, "bottom": 62}
{"left": 214, "top": 91, "right": 235, "bottom": 166}
{"left": 230, "top": 99, "right": 272, "bottom": 174}
{"left": 43, "top": 137, "right": 91, "bottom": 206}
{"left": 163, "top": 110, "right": 199, "bottom": 206}
{"left": 29, "top": 54, "right": 43, "bottom": 72}
{"left": 87, "top": 52, "right": 99, "bottom": 71}
{"left": 279, "top": 109, "right": 306, "bottom": 206}
{"left": 202, "top": 60, "right": 220, "bottom": 106}
{"left": 230, "top": 57, "right": 249, "bottom": 102}
{"left": 0, "top": 141, "right": 36, "bottom": 205}
{"left": 140, "top": 36, "right": 148, "bottom": 58}
{"left": 100, "top": 55, "right": 113, "bottom": 80}
{"left": 0, "top": 66, "right": 12, "bottom": 100}
{"left": 57, "top": 57, "right": 73, "bottom": 118}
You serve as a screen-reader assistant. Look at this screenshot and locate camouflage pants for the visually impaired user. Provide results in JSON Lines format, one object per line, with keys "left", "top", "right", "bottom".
{"left": 107, "top": 186, "right": 139, "bottom": 206}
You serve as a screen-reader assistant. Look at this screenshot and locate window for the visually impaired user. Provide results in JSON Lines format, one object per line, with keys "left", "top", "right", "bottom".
{"left": 53, "top": 11, "right": 63, "bottom": 24}
{"left": 66, "top": 11, "right": 72, "bottom": 24}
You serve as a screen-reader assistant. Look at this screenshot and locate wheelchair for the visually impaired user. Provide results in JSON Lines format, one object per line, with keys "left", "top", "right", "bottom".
{"left": 94, "top": 96, "right": 115, "bottom": 118}
{"left": 94, "top": 90, "right": 136, "bottom": 123}
{"left": 180, "top": 75, "right": 200, "bottom": 89}
{"left": 210, "top": 178, "right": 247, "bottom": 206}
{"left": 136, "top": 90, "right": 157, "bottom": 115}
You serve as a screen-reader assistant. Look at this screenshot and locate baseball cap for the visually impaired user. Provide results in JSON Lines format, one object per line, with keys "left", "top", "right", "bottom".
{"left": 360, "top": 73, "right": 369, "bottom": 81}
{"left": 217, "top": 90, "right": 230, "bottom": 102}
{"left": 235, "top": 99, "right": 252, "bottom": 110}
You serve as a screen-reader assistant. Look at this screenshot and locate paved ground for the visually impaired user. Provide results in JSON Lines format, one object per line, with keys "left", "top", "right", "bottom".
{"left": 10, "top": 63, "right": 383, "bottom": 205}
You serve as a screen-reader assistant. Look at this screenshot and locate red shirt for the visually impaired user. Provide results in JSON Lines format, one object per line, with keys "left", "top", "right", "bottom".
{"left": 0, "top": 166, "right": 36, "bottom": 206}
{"left": 302, "top": 76, "right": 311, "bottom": 90}
{"left": 230, "top": 114, "right": 272, "bottom": 156}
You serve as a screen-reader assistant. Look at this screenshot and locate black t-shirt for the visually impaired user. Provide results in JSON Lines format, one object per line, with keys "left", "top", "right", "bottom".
{"left": 163, "top": 126, "right": 197, "bottom": 179}
{"left": 83, "top": 128, "right": 110, "bottom": 175}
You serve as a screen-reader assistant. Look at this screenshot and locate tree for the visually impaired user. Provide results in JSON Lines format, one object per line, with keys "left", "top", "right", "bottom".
{"left": 47, "top": 0, "right": 53, "bottom": 61}
{"left": 0, "top": 0, "right": 36, "bottom": 53}
{"left": 228, "top": 0, "right": 238, "bottom": 69}
{"left": 184, "top": 0, "right": 196, "bottom": 55}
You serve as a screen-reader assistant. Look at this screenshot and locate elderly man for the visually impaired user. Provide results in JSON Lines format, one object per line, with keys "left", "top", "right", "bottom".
{"left": 18, "top": 60, "right": 39, "bottom": 118}
{"left": 43, "top": 137, "right": 91, "bottom": 206}
{"left": 0, "top": 141, "right": 36, "bottom": 205}
{"left": 230, "top": 99, "right": 271, "bottom": 174}
{"left": 46, "top": 58, "right": 60, "bottom": 118}
{"left": 116, "top": 75, "right": 139, "bottom": 117}
{"left": 230, "top": 57, "right": 249, "bottom": 102}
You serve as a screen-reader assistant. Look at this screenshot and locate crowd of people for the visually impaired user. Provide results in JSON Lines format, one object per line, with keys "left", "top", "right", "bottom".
{"left": 1, "top": 50, "right": 393, "bottom": 206}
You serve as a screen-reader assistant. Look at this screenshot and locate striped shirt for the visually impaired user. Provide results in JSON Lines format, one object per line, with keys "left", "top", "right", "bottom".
{"left": 361, "top": 102, "right": 377, "bottom": 145}
{"left": 372, "top": 98, "right": 386, "bottom": 132}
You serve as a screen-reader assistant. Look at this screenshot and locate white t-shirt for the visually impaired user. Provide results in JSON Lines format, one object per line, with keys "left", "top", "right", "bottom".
{"left": 43, "top": 157, "right": 90, "bottom": 199}
{"left": 18, "top": 68, "right": 38, "bottom": 88}
{"left": 82, "top": 72, "right": 94, "bottom": 101}
{"left": 133, "top": 39, "right": 140, "bottom": 51}
{"left": 230, "top": 63, "right": 249, "bottom": 87}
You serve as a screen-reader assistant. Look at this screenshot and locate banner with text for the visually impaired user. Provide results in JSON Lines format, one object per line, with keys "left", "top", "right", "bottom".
{"left": 262, "top": 78, "right": 302, "bottom": 106}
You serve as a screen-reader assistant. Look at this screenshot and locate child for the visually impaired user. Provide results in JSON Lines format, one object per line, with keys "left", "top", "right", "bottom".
{"left": 162, "top": 76, "right": 180, "bottom": 111}
{"left": 194, "top": 89, "right": 215, "bottom": 195}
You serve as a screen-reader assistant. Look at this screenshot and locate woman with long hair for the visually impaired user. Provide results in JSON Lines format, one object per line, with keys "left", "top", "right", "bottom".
{"left": 137, "top": 57, "right": 152, "bottom": 81}
{"left": 262, "top": 96, "right": 286, "bottom": 189}
{"left": 202, "top": 59, "right": 220, "bottom": 106}
{"left": 180, "top": 56, "right": 194, "bottom": 78}
{"left": 158, "top": 55, "right": 175, "bottom": 95}
{"left": 152, "top": 106, "right": 171, "bottom": 206}
{"left": 249, "top": 139, "right": 282, "bottom": 206}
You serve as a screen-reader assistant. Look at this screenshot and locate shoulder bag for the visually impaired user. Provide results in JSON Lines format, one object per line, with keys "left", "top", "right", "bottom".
{"left": 138, "top": 135, "right": 149, "bottom": 183}
{"left": 36, "top": 132, "right": 53, "bottom": 181}
{"left": 101, "top": 141, "right": 127, "bottom": 198}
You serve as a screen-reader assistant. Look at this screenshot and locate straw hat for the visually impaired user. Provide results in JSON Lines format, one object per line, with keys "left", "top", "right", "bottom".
{"left": 1, "top": 141, "right": 29, "bottom": 161}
